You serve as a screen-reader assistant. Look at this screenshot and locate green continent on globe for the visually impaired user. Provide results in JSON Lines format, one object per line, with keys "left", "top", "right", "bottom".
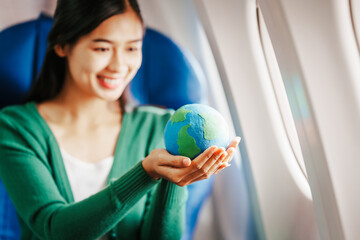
{"left": 199, "top": 112, "right": 220, "bottom": 140}
{"left": 177, "top": 123, "right": 201, "bottom": 159}
{"left": 170, "top": 108, "right": 191, "bottom": 125}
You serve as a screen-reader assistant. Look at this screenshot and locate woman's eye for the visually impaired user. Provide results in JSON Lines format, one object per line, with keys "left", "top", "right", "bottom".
{"left": 128, "top": 47, "right": 139, "bottom": 52}
{"left": 94, "top": 48, "right": 109, "bottom": 52}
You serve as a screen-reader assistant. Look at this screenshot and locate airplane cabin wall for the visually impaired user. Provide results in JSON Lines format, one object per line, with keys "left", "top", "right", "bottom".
{"left": 0, "top": 0, "right": 56, "bottom": 31}
{"left": 258, "top": 0, "right": 360, "bottom": 239}
{"left": 193, "top": 0, "right": 321, "bottom": 239}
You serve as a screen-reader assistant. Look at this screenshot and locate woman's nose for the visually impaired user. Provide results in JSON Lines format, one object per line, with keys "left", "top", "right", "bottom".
{"left": 108, "top": 51, "right": 128, "bottom": 73}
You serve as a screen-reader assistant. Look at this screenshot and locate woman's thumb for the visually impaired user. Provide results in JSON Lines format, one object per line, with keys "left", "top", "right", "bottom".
{"left": 170, "top": 156, "right": 191, "bottom": 168}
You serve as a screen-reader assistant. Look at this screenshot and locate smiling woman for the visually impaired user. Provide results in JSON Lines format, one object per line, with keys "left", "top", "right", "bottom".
{"left": 0, "top": 0, "right": 238, "bottom": 239}
{"left": 55, "top": 13, "right": 143, "bottom": 100}
{"left": 26, "top": 0, "right": 144, "bottom": 106}
{"left": 52, "top": 12, "right": 143, "bottom": 102}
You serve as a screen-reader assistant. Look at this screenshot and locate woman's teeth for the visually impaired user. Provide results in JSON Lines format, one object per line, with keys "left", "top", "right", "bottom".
{"left": 103, "top": 78, "right": 120, "bottom": 85}
{"left": 98, "top": 76, "right": 123, "bottom": 89}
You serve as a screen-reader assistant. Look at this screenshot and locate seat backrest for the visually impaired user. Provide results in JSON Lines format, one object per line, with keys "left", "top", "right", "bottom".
{"left": 0, "top": 14, "right": 213, "bottom": 240}
{"left": 130, "top": 28, "right": 207, "bottom": 109}
{"left": 0, "top": 14, "right": 52, "bottom": 109}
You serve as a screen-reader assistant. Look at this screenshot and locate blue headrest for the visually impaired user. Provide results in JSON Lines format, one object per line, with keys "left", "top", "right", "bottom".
{"left": 130, "top": 28, "right": 207, "bottom": 109}
{"left": 0, "top": 14, "right": 52, "bottom": 109}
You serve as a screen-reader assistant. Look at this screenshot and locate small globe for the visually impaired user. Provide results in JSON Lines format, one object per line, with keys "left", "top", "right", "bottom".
{"left": 164, "top": 104, "right": 229, "bottom": 159}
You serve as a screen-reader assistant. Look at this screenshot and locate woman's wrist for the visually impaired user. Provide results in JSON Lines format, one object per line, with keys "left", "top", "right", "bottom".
{"left": 142, "top": 157, "right": 160, "bottom": 180}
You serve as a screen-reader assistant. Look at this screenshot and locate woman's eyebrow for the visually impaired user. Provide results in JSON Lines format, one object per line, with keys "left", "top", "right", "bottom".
{"left": 92, "top": 39, "right": 113, "bottom": 43}
{"left": 92, "top": 38, "right": 142, "bottom": 43}
{"left": 128, "top": 39, "right": 142, "bottom": 43}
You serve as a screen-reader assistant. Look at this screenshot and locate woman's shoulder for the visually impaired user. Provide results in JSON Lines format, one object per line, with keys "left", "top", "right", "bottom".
{"left": 0, "top": 102, "right": 39, "bottom": 128}
{"left": 125, "top": 105, "right": 174, "bottom": 127}
{"left": 133, "top": 105, "right": 174, "bottom": 115}
{"left": 126, "top": 105, "right": 174, "bottom": 119}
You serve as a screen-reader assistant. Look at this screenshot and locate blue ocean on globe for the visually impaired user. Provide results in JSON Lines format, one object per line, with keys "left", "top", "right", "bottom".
{"left": 164, "top": 104, "right": 229, "bottom": 159}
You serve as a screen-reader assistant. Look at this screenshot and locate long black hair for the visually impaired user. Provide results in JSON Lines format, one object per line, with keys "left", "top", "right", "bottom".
{"left": 26, "top": 0, "right": 143, "bottom": 104}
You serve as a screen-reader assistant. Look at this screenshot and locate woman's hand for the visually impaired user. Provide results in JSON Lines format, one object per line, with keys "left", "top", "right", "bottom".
{"left": 142, "top": 137, "right": 241, "bottom": 186}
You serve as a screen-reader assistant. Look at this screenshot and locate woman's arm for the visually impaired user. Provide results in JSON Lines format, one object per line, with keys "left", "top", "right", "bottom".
{"left": 140, "top": 179, "right": 187, "bottom": 240}
{"left": 139, "top": 147, "right": 227, "bottom": 240}
{"left": 0, "top": 117, "right": 159, "bottom": 240}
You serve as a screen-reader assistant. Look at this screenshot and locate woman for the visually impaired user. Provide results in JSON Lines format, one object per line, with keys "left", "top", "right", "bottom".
{"left": 0, "top": 0, "right": 239, "bottom": 239}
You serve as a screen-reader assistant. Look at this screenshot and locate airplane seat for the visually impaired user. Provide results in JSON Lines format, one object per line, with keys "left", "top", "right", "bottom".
{"left": 0, "top": 14, "right": 214, "bottom": 240}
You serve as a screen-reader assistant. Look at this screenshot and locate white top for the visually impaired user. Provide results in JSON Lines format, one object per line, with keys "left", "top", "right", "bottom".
{"left": 61, "top": 148, "right": 114, "bottom": 202}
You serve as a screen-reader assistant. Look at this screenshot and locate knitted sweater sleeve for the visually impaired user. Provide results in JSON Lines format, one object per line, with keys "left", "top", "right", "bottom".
{"left": 140, "top": 180, "right": 188, "bottom": 240}
{"left": 139, "top": 110, "right": 188, "bottom": 240}
{"left": 0, "top": 116, "right": 159, "bottom": 240}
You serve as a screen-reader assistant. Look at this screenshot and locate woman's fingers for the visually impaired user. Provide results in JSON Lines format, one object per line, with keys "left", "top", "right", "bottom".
{"left": 190, "top": 146, "right": 217, "bottom": 170}
{"left": 186, "top": 138, "right": 240, "bottom": 183}
{"left": 177, "top": 147, "right": 226, "bottom": 185}
{"left": 156, "top": 149, "right": 191, "bottom": 168}
{"left": 165, "top": 156, "right": 191, "bottom": 168}
{"left": 210, "top": 139, "right": 239, "bottom": 175}
{"left": 191, "top": 147, "right": 224, "bottom": 172}
{"left": 221, "top": 136, "right": 240, "bottom": 165}
{"left": 190, "top": 151, "right": 234, "bottom": 183}
{"left": 185, "top": 151, "right": 228, "bottom": 185}
{"left": 206, "top": 150, "right": 228, "bottom": 174}
{"left": 213, "top": 162, "right": 230, "bottom": 175}
{"left": 223, "top": 147, "right": 236, "bottom": 163}
{"left": 227, "top": 136, "right": 241, "bottom": 150}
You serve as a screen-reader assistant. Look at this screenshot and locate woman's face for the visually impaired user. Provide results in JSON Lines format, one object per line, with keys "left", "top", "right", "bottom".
{"left": 57, "top": 9, "right": 143, "bottom": 101}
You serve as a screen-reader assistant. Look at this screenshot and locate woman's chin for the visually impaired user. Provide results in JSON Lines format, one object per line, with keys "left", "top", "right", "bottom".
{"left": 90, "top": 88, "right": 121, "bottom": 102}
{"left": 99, "top": 92, "right": 124, "bottom": 102}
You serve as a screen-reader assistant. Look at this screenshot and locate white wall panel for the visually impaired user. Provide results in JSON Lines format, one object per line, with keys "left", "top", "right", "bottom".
{"left": 258, "top": 0, "right": 360, "bottom": 239}
{"left": 0, "top": 0, "right": 56, "bottom": 31}
{"left": 194, "top": 0, "right": 319, "bottom": 239}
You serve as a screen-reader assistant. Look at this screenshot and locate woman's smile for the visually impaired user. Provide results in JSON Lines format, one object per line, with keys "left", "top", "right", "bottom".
{"left": 97, "top": 75, "right": 124, "bottom": 89}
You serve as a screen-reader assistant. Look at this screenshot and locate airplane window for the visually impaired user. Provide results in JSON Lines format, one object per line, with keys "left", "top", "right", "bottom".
{"left": 350, "top": 0, "right": 360, "bottom": 53}
{"left": 256, "top": 7, "right": 310, "bottom": 187}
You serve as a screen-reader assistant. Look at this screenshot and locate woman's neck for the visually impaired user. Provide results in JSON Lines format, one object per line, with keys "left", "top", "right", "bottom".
{"left": 40, "top": 94, "right": 121, "bottom": 133}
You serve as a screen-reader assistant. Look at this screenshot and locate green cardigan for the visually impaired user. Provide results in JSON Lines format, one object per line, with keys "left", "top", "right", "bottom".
{"left": 0, "top": 102, "right": 187, "bottom": 240}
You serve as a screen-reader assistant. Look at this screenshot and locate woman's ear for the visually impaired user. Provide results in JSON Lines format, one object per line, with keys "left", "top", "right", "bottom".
{"left": 54, "top": 44, "right": 67, "bottom": 57}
